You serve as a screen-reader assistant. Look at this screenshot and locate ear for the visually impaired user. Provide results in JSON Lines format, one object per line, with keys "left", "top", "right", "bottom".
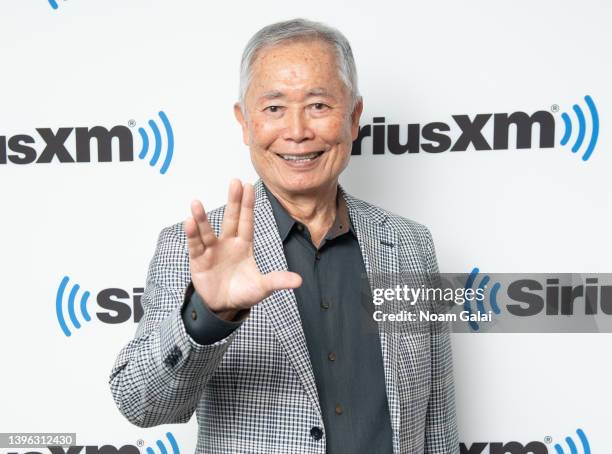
{"left": 233, "top": 102, "right": 250, "bottom": 146}
{"left": 350, "top": 97, "right": 364, "bottom": 141}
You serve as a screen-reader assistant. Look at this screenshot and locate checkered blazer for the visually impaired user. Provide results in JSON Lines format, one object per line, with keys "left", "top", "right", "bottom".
{"left": 109, "top": 179, "right": 458, "bottom": 454}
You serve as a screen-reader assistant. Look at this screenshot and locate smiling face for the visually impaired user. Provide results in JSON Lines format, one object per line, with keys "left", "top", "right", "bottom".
{"left": 234, "top": 38, "right": 363, "bottom": 199}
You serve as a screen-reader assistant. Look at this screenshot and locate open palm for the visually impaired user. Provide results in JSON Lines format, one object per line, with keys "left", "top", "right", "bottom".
{"left": 184, "top": 179, "right": 302, "bottom": 319}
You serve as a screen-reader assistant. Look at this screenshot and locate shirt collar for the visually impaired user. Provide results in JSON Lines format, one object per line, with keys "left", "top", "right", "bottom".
{"left": 263, "top": 182, "right": 355, "bottom": 243}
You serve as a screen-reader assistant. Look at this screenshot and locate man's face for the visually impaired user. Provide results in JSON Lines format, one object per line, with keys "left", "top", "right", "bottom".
{"left": 234, "top": 39, "right": 363, "bottom": 197}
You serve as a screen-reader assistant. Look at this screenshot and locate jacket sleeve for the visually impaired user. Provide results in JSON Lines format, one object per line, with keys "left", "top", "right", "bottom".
{"left": 422, "top": 228, "right": 460, "bottom": 453}
{"left": 108, "top": 225, "right": 240, "bottom": 427}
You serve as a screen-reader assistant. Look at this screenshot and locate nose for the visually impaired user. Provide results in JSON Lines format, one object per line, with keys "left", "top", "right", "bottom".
{"left": 282, "top": 108, "right": 314, "bottom": 142}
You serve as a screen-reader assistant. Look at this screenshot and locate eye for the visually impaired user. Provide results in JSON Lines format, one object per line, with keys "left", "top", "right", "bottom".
{"left": 309, "top": 102, "right": 331, "bottom": 114}
{"left": 264, "top": 105, "right": 282, "bottom": 113}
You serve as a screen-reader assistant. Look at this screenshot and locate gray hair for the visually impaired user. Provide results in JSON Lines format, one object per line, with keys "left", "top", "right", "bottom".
{"left": 238, "top": 18, "right": 360, "bottom": 112}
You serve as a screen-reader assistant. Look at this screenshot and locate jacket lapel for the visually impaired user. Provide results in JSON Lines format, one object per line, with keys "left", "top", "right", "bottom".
{"left": 251, "top": 179, "right": 323, "bottom": 420}
{"left": 340, "top": 184, "right": 402, "bottom": 453}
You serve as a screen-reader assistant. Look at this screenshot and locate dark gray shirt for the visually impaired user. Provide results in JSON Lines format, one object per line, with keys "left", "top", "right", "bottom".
{"left": 181, "top": 184, "right": 393, "bottom": 454}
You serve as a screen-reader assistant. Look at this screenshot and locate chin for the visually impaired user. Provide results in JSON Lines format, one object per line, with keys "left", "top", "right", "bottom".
{"left": 279, "top": 176, "right": 333, "bottom": 195}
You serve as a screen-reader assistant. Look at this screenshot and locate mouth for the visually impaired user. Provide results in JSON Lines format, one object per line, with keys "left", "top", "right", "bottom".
{"left": 275, "top": 150, "right": 325, "bottom": 162}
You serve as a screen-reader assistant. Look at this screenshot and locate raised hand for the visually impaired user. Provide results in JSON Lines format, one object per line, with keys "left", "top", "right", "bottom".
{"left": 183, "top": 179, "right": 302, "bottom": 321}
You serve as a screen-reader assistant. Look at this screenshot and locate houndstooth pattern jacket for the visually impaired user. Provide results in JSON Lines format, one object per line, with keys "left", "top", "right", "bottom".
{"left": 109, "top": 178, "right": 458, "bottom": 454}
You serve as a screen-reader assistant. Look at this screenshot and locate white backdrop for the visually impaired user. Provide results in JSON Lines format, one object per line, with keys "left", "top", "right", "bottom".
{"left": 1, "top": 0, "right": 610, "bottom": 453}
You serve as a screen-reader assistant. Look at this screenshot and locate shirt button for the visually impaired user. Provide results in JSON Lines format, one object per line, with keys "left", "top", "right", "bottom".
{"left": 320, "top": 300, "right": 330, "bottom": 310}
{"left": 315, "top": 252, "right": 321, "bottom": 260}
{"left": 296, "top": 223, "right": 304, "bottom": 232}
{"left": 335, "top": 404, "right": 343, "bottom": 415}
{"left": 190, "top": 310, "right": 197, "bottom": 321}
{"left": 310, "top": 426, "right": 323, "bottom": 440}
{"left": 327, "top": 352, "right": 336, "bottom": 361}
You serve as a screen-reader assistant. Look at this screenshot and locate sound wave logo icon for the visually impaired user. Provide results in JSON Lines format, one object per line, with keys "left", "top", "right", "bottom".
{"left": 463, "top": 267, "right": 502, "bottom": 331}
{"left": 137, "top": 111, "right": 174, "bottom": 175}
{"left": 553, "top": 428, "right": 590, "bottom": 454}
{"left": 559, "top": 95, "right": 599, "bottom": 161}
{"left": 56, "top": 276, "right": 91, "bottom": 337}
{"left": 146, "top": 432, "right": 180, "bottom": 454}
{"left": 47, "top": 0, "right": 67, "bottom": 9}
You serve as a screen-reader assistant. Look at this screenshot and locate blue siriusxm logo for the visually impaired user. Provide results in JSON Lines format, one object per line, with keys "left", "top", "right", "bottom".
{"left": 460, "top": 427, "right": 591, "bottom": 453}
{"left": 47, "top": 0, "right": 62, "bottom": 10}
{"left": 559, "top": 96, "right": 599, "bottom": 161}
{"left": 453, "top": 272, "right": 612, "bottom": 333}
{"left": 56, "top": 276, "right": 91, "bottom": 337}
{"left": 145, "top": 432, "right": 180, "bottom": 454}
{"left": 553, "top": 428, "right": 590, "bottom": 454}
{"left": 55, "top": 275, "right": 144, "bottom": 336}
{"left": 463, "top": 267, "right": 501, "bottom": 331}
{"left": 136, "top": 111, "right": 174, "bottom": 175}
{"left": 353, "top": 94, "right": 601, "bottom": 162}
{"left": 1, "top": 109, "right": 175, "bottom": 174}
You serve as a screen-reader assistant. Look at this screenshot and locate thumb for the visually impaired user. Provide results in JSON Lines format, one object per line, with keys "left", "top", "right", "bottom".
{"left": 261, "top": 271, "right": 302, "bottom": 295}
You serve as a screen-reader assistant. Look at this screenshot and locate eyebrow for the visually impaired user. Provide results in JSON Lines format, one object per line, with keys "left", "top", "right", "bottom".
{"left": 258, "top": 87, "right": 336, "bottom": 102}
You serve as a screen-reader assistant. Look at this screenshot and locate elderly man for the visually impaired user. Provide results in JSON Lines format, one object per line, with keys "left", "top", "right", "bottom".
{"left": 109, "top": 18, "right": 458, "bottom": 454}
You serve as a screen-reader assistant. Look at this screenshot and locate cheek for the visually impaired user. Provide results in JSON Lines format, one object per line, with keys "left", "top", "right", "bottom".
{"left": 316, "top": 123, "right": 353, "bottom": 167}
{"left": 320, "top": 115, "right": 353, "bottom": 143}
{"left": 249, "top": 119, "right": 278, "bottom": 149}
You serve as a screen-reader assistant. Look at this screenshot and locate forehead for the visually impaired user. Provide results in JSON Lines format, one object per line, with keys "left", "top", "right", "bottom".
{"left": 248, "top": 39, "right": 346, "bottom": 99}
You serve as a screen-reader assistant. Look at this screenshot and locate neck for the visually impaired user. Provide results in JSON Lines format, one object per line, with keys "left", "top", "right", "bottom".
{"left": 265, "top": 180, "right": 338, "bottom": 247}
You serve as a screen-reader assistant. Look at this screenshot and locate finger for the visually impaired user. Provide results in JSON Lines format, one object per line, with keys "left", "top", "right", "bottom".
{"left": 184, "top": 217, "right": 205, "bottom": 260}
{"left": 261, "top": 271, "right": 303, "bottom": 296}
{"left": 237, "top": 182, "right": 255, "bottom": 241}
{"left": 221, "top": 179, "right": 243, "bottom": 238}
{"left": 190, "top": 200, "right": 217, "bottom": 246}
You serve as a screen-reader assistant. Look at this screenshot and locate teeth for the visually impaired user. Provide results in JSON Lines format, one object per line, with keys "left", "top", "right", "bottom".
{"left": 280, "top": 152, "right": 322, "bottom": 161}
